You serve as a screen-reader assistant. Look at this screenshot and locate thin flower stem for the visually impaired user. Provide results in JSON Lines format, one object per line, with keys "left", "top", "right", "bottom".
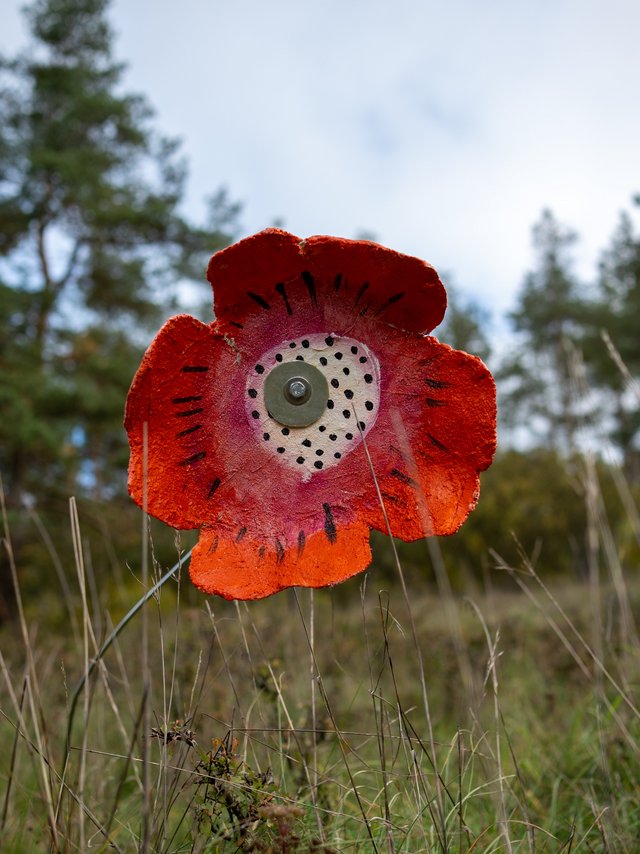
{"left": 63, "top": 547, "right": 193, "bottom": 769}
{"left": 354, "top": 405, "right": 447, "bottom": 843}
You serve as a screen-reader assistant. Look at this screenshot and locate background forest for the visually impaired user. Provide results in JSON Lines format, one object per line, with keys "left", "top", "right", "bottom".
{"left": 1, "top": 1, "right": 640, "bottom": 851}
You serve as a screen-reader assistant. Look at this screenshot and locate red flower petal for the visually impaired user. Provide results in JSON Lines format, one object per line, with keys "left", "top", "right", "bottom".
{"left": 125, "top": 314, "right": 227, "bottom": 529}
{"left": 207, "top": 229, "right": 446, "bottom": 345}
{"left": 361, "top": 333, "right": 497, "bottom": 539}
{"left": 190, "top": 517, "right": 372, "bottom": 600}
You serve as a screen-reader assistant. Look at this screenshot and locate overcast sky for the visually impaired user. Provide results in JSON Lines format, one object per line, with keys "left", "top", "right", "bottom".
{"left": 2, "top": 0, "right": 640, "bottom": 328}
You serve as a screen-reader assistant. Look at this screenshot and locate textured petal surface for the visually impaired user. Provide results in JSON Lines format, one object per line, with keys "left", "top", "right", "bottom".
{"left": 360, "top": 332, "right": 497, "bottom": 539}
{"left": 191, "top": 517, "right": 372, "bottom": 600}
{"left": 124, "top": 315, "right": 228, "bottom": 529}
{"left": 207, "top": 229, "right": 446, "bottom": 343}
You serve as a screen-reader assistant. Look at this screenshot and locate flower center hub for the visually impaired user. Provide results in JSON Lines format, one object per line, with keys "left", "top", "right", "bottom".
{"left": 263, "top": 361, "right": 328, "bottom": 427}
{"left": 246, "top": 333, "right": 381, "bottom": 481}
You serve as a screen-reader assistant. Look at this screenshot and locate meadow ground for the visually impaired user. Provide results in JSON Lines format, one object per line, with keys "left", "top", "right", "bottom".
{"left": 1, "top": 497, "right": 639, "bottom": 853}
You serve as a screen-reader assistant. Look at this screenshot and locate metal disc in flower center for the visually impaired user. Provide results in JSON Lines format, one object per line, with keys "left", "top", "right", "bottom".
{"left": 245, "top": 333, "right": 381, "bottom": 481}
{"left": 264, "top": 361, "right": 329, "bottom": 427}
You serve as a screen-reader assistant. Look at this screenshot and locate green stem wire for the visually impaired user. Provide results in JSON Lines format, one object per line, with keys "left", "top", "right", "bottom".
{"left": 63, "top": 548, "right": 193, "bottom": 767}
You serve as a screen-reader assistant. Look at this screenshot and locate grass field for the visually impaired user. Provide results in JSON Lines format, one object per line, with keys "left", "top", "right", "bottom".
{"left": 1, "top": 477, "right": 640, "bottom": 852}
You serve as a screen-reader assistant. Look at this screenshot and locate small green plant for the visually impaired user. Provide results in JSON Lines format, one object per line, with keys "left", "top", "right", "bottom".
{"left": 192, "top": 733, "right": 331, "bottom": 852}
{"left": 194, "top": 733, "right": 274, "bottom": 847}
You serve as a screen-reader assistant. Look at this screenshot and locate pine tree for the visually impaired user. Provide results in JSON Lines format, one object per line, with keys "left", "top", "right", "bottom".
{"left": 583, "top": 203, "right": 640, "bottom": 478}
{"left": 0, "top": 0, "right": 237, "bottom": 501}
{"left": 498, "top": 209, "right": 589, "bottom": 452}
{"left": 0, "top": 0, "right": 238, "bottom": 614}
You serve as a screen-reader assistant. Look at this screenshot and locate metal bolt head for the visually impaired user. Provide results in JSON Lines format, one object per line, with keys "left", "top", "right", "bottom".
{"left": 285, "top": 378, "right": 310, "bottom": 404}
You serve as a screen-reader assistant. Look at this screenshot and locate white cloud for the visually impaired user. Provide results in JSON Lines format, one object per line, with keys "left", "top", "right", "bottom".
{"left": 3, "top": 0, "right": 640, "bottom": 329}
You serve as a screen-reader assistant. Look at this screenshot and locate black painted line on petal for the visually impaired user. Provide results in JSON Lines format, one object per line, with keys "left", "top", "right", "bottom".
{"left": 298, "top": 530, "right": 306, "bottom": 557}
{"left": 425, "top": 376, "right": 450, "bottom": 390}
{"left": 354, "top": 281, "right": 370, "bottom": 306}
{"left": 208, "top": 535, "right": 219, "bottom": 554}
{"left": 389, "top": 444, "right": 409, "bottom": 460}
{"left": 258, "top": 545, "right": 266, "bottom": 560}
{"left": 322, "top": 503, "right": 337, "bottom": 544}
{"left": 230, "top": 321, "right": 244, "bottom": 329}
{"left": 172, "top": 395, "right": 202, "bottom": 404}
{"left": 390, "top": 468, "right": 418, "bottom": 487}
{"left": 275, "top": 539, "right": 285, "bottom": 565}
{"left": 247, "top": 291, "right": 271, "bottom": 309}
{"left": 381, "top": 491, "right": 401, "bottom": 504}
{"left": 359, "top": 303, "right": 371, "bottom": 317}
{"left": 207, "top": 477, "right": 221, "bottom": 498}
{"left": 176, "top": 424, "right": 203, "bottom": 438}
{"left": 301, "top": 270, "right": 317, "bottom": 306}
{"left": 427, "top": 433, "right": 449, "bottom": 452}
{"left": 175, "top": 407, "right": 204, "bottom": 418}
{"left": 182, "top": 366, "right": 209, "bottom": 373}
{"left": 275, "top": 282, "right": 293, "bottom": 315}
{"left": 374, "top": 291, "right": 406, "bottom": 317}
{"left": 236, "top": 526, "right": 247, "bottom": 543}
{"left": 333, "top": 273, "right": 343, "bottom": 292}
{"left": 179, "top": 451, "right": 207, "bottom": 466}
{"left": 426, "top": 397, "right": 447, "bottom": 407}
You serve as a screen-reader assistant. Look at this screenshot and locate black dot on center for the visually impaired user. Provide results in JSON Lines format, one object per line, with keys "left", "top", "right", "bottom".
{"left": 315, "top": 449, "right": 324, "bottom": 456}
{"left": 281, "top": 427, "right": 290, "bottom": 435}
{"left": 320, "top": 357, "right": 328, "bottom": 366}
{"left": 342, "top": 367, "right": 350, "bottom": 375}
{"left": 277, "top": 447, "right": 285, "bottom": 453}
{"left": 334, "top": 452, "right": 342, "bottom": 459}
{"left": 314, "top": 460, "right": 323, "bottom": 469}
{"left": 251, "top": 410, "right": 260, "bottom": 419}
{"left": 331, "top": 378, "right": 339, "bottom": 389}
{"left": 351, "top": 346, "right": 358, "bottom": 354}
{"left": 319, "top": 425, "right": 326, "bottom": 432}
{"left": 296, "top": 456, "right": 305, "bottom": 464}
{"left": 302, "top": 339, "right": 310, "bottom": 348}
{"left": 364, "top": 373, "right": 373, "bottom": 383}
{"left": 335, "top": 352, "right": 343, "bottom": 360}
{"left": 342, "top": 409, "right": 351, "bottom": 419}
{"left": 344, "top": 389, "right": 354, "bottom": 400}
{"left": 359, "top": 356, "right": 367, "bottom": 364}
{"left": 295, "top": 355, "right": 305, "bottom": 361}
{"left": 263, "top": 432, "right": 270, "bottom": 440}
{"left": 346, "top": 432, "right": 353, "bottom": 440}
{"left": 275, "top": 353, "right": 283, "bottom": 362}
{"left": 365, "top": 401, "right": 374, "bottom": 411}
{"left": 325, "top": 336, "right": 334, "bottom": 346}
{"left": 256, "top": 364, "right": 265, "bottom": 373}
{"left": 302, "top": 439, "right": 312, "bottom": 447}
{"left": 248, "top": 388, "right": 258, "bottom": 398}
{"left": 327, "top": 400, "right": 334, "bottom": 409}
{"left": 329, "top": 433, "right": 337, "bottom": 441}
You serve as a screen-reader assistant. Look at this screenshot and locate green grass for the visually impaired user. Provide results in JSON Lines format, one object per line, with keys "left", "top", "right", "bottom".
{"left": 1, "top": 478, "right": 640, "bottom": 852}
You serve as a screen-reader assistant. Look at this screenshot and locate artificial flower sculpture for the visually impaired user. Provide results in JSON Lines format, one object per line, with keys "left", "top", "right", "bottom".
{"left": 125, "top": 229, "right": 496, "bottom": 600}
